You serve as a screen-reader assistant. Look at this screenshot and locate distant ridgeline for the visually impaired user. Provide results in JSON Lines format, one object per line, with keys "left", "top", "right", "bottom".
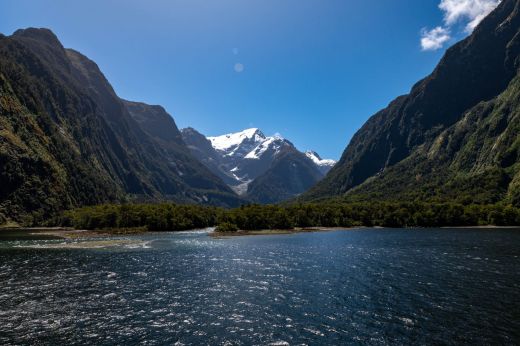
{"left": 302, "top": 0, "right": 520, "bottom": 208}
{"left": 0, "top": 28, "right": 242, "bottom": 224}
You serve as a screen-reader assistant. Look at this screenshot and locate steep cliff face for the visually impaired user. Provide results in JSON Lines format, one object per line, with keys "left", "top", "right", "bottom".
{"left": 303, "top": 0, "right": 520, "bottom": 205}
{"left": 348, "top": 74, "right": 520, "bottom": 206}
{"left": 0, "top": 28, "right": 239, "bottom": 223}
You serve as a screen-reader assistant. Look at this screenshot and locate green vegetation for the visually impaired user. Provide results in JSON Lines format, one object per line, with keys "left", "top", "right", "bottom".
{"left": 57, "top": 204, "right": 219, "bottom": 232}
{"left": 302, "top": 2, "right": 520, "bottom": 207}
{"left": 215, "top": 222, "right": 239, "bottom": 233}
{"left": 0, "top": 28, "right": 241, "bottom": 227}
{"left": 52, "top": 202, "right": 520, "bottom": 232}
{"left": 2, "top": 12, "right": 520, "bottom": 227}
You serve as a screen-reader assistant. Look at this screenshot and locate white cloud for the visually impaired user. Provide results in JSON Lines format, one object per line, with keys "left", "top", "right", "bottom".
{"left": 420, "top": 0, "right": 501, "bottom": 51}
{"left": 421, "top": 26, "right": 451, "bottom": 51}
{"left": 439, "top": 0, "right": 501, "bottom": 31}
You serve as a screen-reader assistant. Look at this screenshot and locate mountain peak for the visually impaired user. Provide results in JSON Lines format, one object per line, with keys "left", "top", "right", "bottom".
{"left": 183, "top": 126, "right": 338, "bottom": 201}
{"left": 208, "top": 128, "right": 266, "bottom": 152}
{"left": 305, "top": 150, "right": 322, "bottom": 160}
{"left": 243, "top": 127, "right": 264, "bottom": 136}
{"left": 305, "top": 151, "right": 336, "bottom": 172}
{"left": 181, "top": 127, "right": 198, "bottom": 134}
{"left": 12, "top": 28, "right": 63, "bottom": 48}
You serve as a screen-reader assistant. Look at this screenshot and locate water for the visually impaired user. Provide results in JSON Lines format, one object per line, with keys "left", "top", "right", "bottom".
{"left": 0, "top": 228, "right": 519, "bottom": 345}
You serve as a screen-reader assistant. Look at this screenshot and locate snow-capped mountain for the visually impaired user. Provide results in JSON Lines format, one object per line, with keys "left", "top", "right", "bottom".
{"left": 208, "top": 128, "right": 289, "bottom": 157}
{"left": 181, "top": 127, "right": 336, "bottom": 201}
{"left": 305, "top": 151, "right": 337, "bottom": 175}
{"left": 208, "top": 128, "right": 289, "bottom": 160}
{"left": 208, "top": 128, "right": 266, "bottom": 154}
{"left": 206, "top": 128, "right": 296, "bottom": 186}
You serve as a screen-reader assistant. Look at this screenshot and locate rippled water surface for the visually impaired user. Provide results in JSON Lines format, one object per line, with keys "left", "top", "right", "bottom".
{"left": 1, "top": 228, "right": 519, "bottom": 345}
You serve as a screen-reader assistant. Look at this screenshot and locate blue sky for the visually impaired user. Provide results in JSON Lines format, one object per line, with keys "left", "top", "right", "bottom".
{"left": 0, "top": 0, "right": 500, "bottom": 159}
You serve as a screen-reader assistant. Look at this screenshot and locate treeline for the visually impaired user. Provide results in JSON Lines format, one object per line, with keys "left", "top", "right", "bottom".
{"left": 58, "top": 204, "right": 220, "bottom": 231}
{"left": 54, "top": 202, "right": 520, "bottom": 231}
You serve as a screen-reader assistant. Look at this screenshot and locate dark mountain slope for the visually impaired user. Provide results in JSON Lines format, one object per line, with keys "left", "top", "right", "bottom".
{"left": 180, "top": 127, "right": 237, "bottom": 186}
{"left": 0, "top": 29, "right": 128, "bottom": 223}
{"left": 347, "top": 73, "right": 520, "bottom": 206}
{"left": 247, "top": 148, "right": 324, "bottom": 204}
{"left": 303, "top": 0, "right": 520, "bottom": 204}
{"left": 123, "top": 100, "right": 184, "bottom": 146}
{"left": 123, "top": 100, "right": 241, "bottom": 202}
{"left": 0, "top": 28, "right": 239, "bottom": 223}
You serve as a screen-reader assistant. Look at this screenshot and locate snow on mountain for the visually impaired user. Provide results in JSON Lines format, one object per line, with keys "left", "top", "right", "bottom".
{"left": 182, "top": 127, "right": 336, "bottom": 197}
{"left": 208, "top": 128, "right": 292, "bottom": 162}
{"left": 244, "top": 135, "right": 286, "bottom": 160}
{"left": 305, "top": 151, "right": 336, "bottom": 167}
{"left": 208, "top": 128, "right": 265, "bottom": 154}
{"left": 206, "top": 128, "right": 335, "bottom": 176}
{"left": 305, "top": 151, "right": 336, "bottom": 175}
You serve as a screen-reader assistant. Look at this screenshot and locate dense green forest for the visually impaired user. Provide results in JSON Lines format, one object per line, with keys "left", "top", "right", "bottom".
{"left": 52, "top": 202, "right": 520, "bottom": 232}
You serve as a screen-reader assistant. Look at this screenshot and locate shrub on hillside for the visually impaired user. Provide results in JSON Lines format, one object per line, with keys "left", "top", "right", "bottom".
{"left": 215, "top": 222, "right": 239, "bottom": 233}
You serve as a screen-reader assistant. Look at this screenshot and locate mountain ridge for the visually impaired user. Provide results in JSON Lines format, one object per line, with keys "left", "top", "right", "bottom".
{"left": 0, "top": 27, "right": 241, "bottom": 223}
{"left": 301, "top": 0, "right": 520, "bottom": 206}
{"left": 181, "top": 127, "right": 336, "bottom": 202}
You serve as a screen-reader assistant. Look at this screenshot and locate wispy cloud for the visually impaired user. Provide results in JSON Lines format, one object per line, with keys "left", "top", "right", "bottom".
{"left": 420, "top": 0, "right": 501, "bottom": 51}
{"left": 421, "top": 26, "right": 451, "bottom": 51}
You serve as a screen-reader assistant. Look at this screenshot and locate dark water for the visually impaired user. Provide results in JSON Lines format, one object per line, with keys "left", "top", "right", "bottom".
{"left": 0, "top": 228, "right": 519, "bottom": 345}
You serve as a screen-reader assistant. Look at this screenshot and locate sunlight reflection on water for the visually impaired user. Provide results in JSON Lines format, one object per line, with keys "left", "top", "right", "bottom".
{"left": 0, "top": 228, "right": 519, "bottom": 344}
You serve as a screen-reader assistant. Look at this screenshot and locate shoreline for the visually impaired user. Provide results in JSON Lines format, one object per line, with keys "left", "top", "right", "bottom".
{"left": 0, "top": 227, "right": 149, "bottom": 240}
{"left": 0, "top": 225, "right": 519, "bottom": 241}
{"left": 210, "top": 226, "right": 379, "bottom": 238}
{"left": 211, "top": 225, "right": 520, "bottom": 237}
{"left": 440, "top": 225, "right": 520, "bottom": 229}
